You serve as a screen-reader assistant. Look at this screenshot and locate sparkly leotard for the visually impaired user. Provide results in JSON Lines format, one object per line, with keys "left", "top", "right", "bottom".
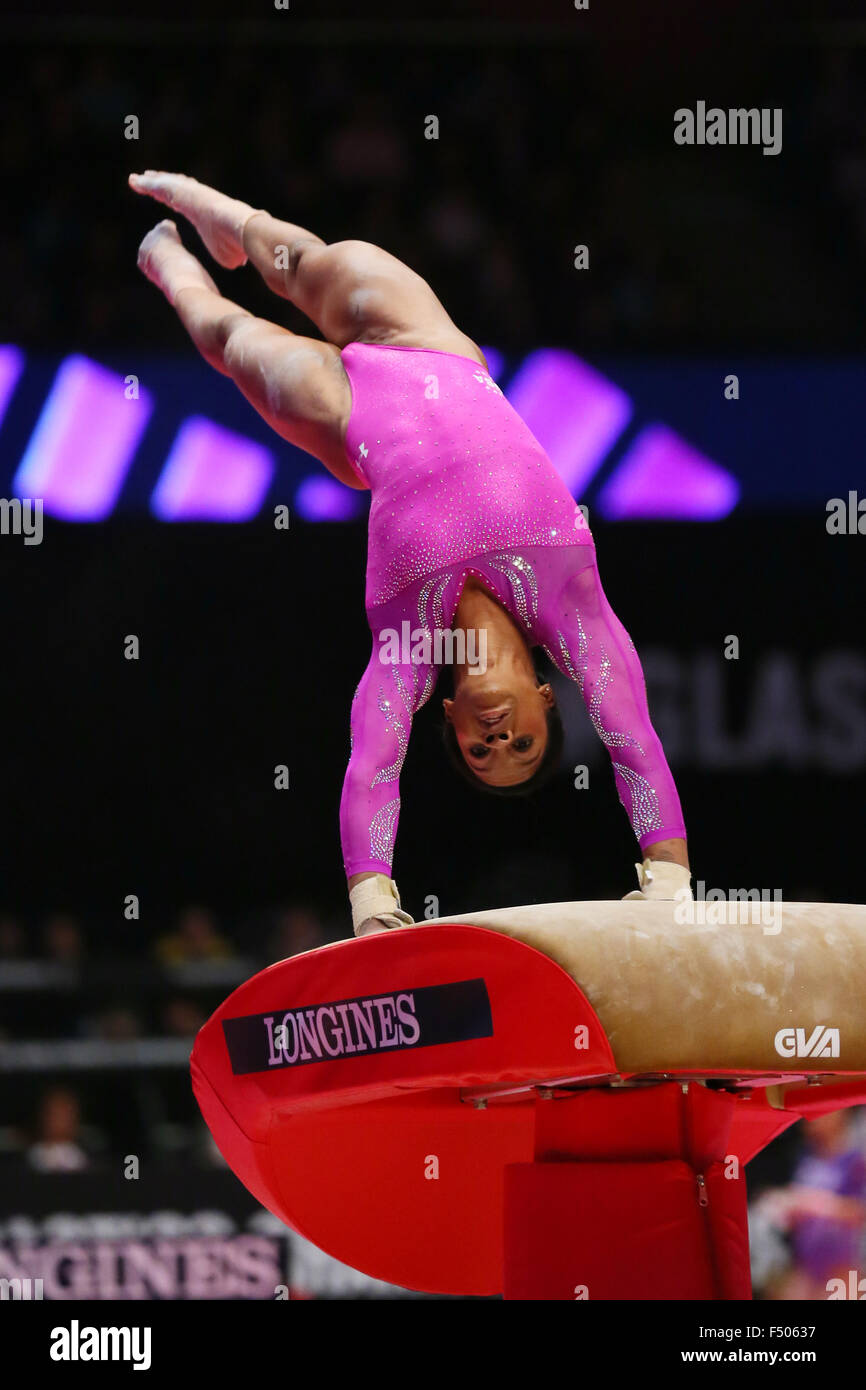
{"left": 339, "top": 342, "right": 686, "bottom": 877}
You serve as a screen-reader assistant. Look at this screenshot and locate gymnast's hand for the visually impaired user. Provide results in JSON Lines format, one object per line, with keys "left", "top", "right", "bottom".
{"left": 622, "top": 857, "right": 693, "bottom": 901}
{"left": 349, "top": 874, "right": 415, "bottom": 938}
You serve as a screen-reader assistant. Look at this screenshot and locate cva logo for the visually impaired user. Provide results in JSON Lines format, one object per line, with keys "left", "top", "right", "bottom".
{"left": 774, "top": 1026, "right": 840, "bottom": 1059}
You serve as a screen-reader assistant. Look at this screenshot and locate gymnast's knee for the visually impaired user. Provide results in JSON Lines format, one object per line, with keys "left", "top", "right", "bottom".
{"left": 284, "top": 236, "right": 327, "bottom": 278}
{"left": 306, "top": 239, "right": 395, "bottom": 286}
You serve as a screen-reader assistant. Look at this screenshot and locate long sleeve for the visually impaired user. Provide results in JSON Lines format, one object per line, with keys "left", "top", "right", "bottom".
{"left": 536, "top": 547, "right": 686, "bottom": 850}
{"left": 339, "top": 633, "right": 437, "bottom": 878}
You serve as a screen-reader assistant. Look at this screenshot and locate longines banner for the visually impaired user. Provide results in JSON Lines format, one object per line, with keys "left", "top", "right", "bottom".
{"left": 0, "top": 1170, "right": 416, "bottom": 1300}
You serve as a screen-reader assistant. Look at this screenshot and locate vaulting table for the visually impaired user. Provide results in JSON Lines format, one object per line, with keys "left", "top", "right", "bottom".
{"left": 192, "top": 900, "right": 866, "bottom": 1299}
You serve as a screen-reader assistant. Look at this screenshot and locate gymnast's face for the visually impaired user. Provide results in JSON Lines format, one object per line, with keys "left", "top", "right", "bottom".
{"left": 442, "top": 677, "right": 555, "bottom": 786}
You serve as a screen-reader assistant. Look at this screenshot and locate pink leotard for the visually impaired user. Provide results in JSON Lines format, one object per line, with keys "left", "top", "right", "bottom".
{"left": 339, "top": 342, "right": 686, "bottom": 877}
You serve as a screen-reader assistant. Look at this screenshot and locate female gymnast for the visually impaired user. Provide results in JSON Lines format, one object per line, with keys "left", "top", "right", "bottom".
{"left": 129, "top": 171, "right": 692, "bottom": 936}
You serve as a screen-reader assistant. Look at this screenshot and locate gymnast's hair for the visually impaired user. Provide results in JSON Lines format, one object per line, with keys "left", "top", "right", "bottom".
{"left": 441, "top": 679, "right": 564, "bottom": 798}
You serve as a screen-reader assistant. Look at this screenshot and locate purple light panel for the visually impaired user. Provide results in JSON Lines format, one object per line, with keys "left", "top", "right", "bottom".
{"left": 294, "top": 474, "right": 364, "bottom": 521}
{"left": 598, "top": 424, "right": 740, "bottom": 519}
{"left": 151, "top": 417, "right": 275, "bottom": 520}
{"left": 12, "top": 355, "right": 153, "bottom": 519}
{"left": 2, "top": 345, "right": 743, "bottom": 523}
{"left": 0, "top": 345, "right": 25, "bottom": 427}
{"left": 505, "top": 348, "right": 632, "bottom": 496}
{"left": 480, "top": 346, "right": 504, "bottom": 381}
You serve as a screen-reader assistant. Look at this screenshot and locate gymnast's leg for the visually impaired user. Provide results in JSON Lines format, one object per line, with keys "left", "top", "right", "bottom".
{"left": 238, "top": 217, "right": 477, "bottom": 353}
{"left": 129, "top": 171, "right": 485, "bottom": 360}
{"left": 135, "top": 217, "right": 395, "bottom": 934}
{"left": 136, "top": 220, "right": 358, "bottom": 485}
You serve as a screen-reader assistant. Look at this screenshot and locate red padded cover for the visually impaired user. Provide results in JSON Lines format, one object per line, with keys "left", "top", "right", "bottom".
{"left": 191, "top": 925, "right": 613, "bottom": 1293}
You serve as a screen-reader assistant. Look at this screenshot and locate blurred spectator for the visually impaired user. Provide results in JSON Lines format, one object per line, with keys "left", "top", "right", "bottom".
{"left": 155, "top": 905, "right": 235, "bottom": 966}
{"left": 161, "top": 996, "right": 207, "bottom": 1037}
{"left": 326, "top": 92, "right": 408, "bottom": 185}
{"left": 267, "top": 906, "right": 326, "bottom": 962}
{"left": 477, "top": 235, "right": 533, "bottom": 338}
{"left": 42, "top": 913, "right": 84, "bottom": 964}
{"left": 27, "top": 1087, "right": 90, "bottom": 1172}
{"left": 0, "top": 914, "right": 26, "bottom": 958}
{"left": 5, "top": 41, "right": 859, "bottom": 355}
{"left": 427, "top": 185, "right": 487, "bottom": 258}
{"left": 755, "top": 1110, "right": 866, "bottom": 1300}
{"left": 93, "top": 1005, "right": 144, "bottom": 1041}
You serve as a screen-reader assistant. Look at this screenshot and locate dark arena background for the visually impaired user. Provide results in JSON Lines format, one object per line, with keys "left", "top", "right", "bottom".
{"left": 1, "top": 0, "right": 866, "bottom": 1348}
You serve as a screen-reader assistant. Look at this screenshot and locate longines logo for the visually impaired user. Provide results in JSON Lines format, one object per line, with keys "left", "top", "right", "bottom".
{"left": 222, "top": 979, "right": 493, "bottom": 1075}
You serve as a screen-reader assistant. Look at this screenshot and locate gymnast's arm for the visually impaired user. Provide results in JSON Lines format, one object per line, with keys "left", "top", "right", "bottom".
{"left": 538, "top": 549, "right": 689, "bottom": 870}
{"left": 340, "top": 640, "right": 432, "bottom": 932}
